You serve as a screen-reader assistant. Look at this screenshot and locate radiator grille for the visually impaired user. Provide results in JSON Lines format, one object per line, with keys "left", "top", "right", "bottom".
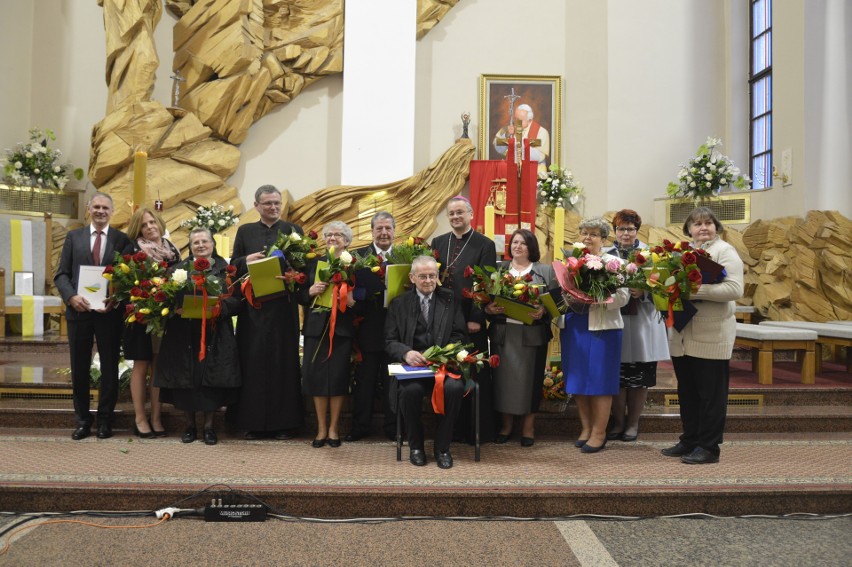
{"left": 667, "top": 194, "right": 750, "bottom": 225}
{"left": 0, "top": 387, "right": 98, "bottom": 402}
{"left": 664, "top": 394, "right": 763, "bottom": 407}
{"left": 0, "top": 183, "right": 78, "bottom": 218}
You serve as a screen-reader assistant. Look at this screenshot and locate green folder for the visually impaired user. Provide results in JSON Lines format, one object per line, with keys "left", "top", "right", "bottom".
{"left": 247, "top": 256, "right": 285, "bottom": 298}
{"left": 313, "top": 261, "right": 334, "bottom": 309}
{"left": 540, "top": 289, "right": 565, "bottom": 319}
{"left": 181, "top": 294, "right": 218, "bottom": 319}
{"left": 384, "top": 264, "right": 411, "bottom": 307}
{"left": 493, "top": 295, "right": 539, "bottom": 325}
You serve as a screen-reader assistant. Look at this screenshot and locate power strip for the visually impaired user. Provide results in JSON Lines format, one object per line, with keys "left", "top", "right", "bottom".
{"left": 203, "top": 499, "right": 268, "bottom": 522}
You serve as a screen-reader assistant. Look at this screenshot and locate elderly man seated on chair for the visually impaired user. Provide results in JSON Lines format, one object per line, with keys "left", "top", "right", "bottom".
{"left": 385, "top": 255, "right": 468, "bottom": 469}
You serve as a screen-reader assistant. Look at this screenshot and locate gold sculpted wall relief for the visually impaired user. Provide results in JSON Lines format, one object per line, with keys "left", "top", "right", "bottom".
{"left": 89, "top": 0, "right": 462, "bottom": 250}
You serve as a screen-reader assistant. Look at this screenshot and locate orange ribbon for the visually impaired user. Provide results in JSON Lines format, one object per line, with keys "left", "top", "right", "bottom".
{"left": 665, "top": 285, "right": 681, "bottom": 328}
{"left": 241, "top": 277, "right": 260, "bottom": 309}
{"left": 431, "top": 363, "right": 461, "bottom": 415}
{"left": 326, "top": 282, "right": 349, "bottom": 359}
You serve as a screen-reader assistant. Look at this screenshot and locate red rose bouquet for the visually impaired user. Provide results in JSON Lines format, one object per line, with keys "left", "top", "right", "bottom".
{"left": 103, "top": 251, "right": 168, "bottom": 305}
{"left": 421, "top": 342, "right": 499, "bottom": 414}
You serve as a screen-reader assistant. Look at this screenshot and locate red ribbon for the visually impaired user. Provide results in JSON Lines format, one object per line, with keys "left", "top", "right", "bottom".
{"left": 198, "top": 285, "right": 208, "bottom": 362}
{"left": 241, "top": 277, "right": 260, "bottom": 309}
{"left": 431, "top": 363, "right": 461, "bottom": 415}
{"left": 326, "top": 282, "right": 349, "bottom": 359}
{"left": 665, "top": 285, "right": 681, "bottom": 328}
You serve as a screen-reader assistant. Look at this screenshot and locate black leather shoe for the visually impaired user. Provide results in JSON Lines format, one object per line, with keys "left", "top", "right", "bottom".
{"left": 182, "top": 427, "right": 197, "bottom": 444}
{"left": 434, "top": 450, "right": 453, "bottom": 469}
{"left": 409, "top": 449, "right": 426, "bottom": 466}
{"left": 311, "top": 438, "right": 327, "bottom": 448}
{"left": 274, "top": 429, "right": 295, "bottom": 440}
{"left": 203, "top": 428, "right": 218, "bottom": 446}
{"left": 327, "top": 438, "right": 341, "bottom": 448}
{"left": 494, "top": 433, "right": 511, "bottom": 444}
{"left": 681, "top": 447, "right": 719, "bottom": 465}
{"left": 574, "top": 439, "right": 588, "bottom": 448}
{"left": 71, "top": 426, "right": 91, "bottom": 440}
{"left": 96, "top": 423, "right": 113, "bottom": 439}
{"left": 580, "top": 439, "right": 607, "bottom": 453}
{"left": 520, "top": 437, "right": 535, "bottom": 447}
{"left": 661, "top": 442, "right": 693, "bottom": 457}
{"left": 344, "top": 432, "right": 368, "bottom": 442}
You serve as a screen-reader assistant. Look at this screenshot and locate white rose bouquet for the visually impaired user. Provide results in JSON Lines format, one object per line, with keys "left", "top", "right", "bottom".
{"left": 667, "top": 137, "right": 751, "bottom": 201}
{"left": 2, "top": 128, "right": 83, "bottom": 189}
{"left": 537, "top": 164, "right": 583, "bottom": 211}
{"left": 180, "top": 202, "right": 240, "bottom": 235}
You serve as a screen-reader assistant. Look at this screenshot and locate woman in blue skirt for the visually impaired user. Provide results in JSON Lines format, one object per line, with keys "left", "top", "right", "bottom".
{"left": 560, "top": 217, "right": 629, "bottom": 453}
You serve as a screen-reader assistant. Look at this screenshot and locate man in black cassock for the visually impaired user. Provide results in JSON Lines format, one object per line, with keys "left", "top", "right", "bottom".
{"left": 430, "top": 196, "right": 498, "bottom": 443}
{"left": 230, "top": 185, "right": 304, "bottom": 439}
{"left": 346, "top": 211, "right": 397, "bottom": 441}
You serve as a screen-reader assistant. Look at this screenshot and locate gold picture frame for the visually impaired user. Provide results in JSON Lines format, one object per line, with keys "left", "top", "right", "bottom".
{"left": 478, "top": 74, "right": 562, "bottom": 167}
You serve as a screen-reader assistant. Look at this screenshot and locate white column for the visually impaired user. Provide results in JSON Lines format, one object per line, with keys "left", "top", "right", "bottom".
{"left": 341, "top": 0, "right": 416, "bottom": 186}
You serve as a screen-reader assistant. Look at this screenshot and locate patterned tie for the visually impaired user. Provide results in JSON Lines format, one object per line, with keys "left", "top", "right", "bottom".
{"left": 92, "top": 230, "right": 103, "bottom": 265}
{"left": 421, "top": 295, "right": 430, "bottom": 323}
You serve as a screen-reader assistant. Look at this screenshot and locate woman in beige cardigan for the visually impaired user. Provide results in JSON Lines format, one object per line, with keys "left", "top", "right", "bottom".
{"left": 661, "top": 207, "right": 744, "bottom": 465}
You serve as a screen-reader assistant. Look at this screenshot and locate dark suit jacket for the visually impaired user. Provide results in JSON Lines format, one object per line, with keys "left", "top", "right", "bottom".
{"left": 385, "top": 287, "right": 467, "bottom": 362}
{"left": 430, "top": 230, "right": 496, "bottom": 326}
{"left": 353, "top": 244, "right": 389, "bottom": 352}
{"left": 54, "top": 225, "right": 131, "bottom": 320}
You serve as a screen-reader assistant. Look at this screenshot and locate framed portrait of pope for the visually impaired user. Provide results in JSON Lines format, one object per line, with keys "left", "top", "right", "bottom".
{"left": 478, "top": 74, "right": 562, "bottom": 174}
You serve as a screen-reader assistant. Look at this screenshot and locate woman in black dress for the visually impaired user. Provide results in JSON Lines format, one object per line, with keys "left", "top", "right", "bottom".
{"left": 301, "top": 221, "right": 358, "bottom": 448}
{"left": 122, "top": 207, "right": 181, "bottom": 437}
{"left": 155, "top": 228, "right": 241, "bottom": 445}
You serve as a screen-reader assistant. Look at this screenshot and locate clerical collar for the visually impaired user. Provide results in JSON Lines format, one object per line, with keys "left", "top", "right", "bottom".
{"left": 452, "top": 227, "right": 473, "bottom": 240}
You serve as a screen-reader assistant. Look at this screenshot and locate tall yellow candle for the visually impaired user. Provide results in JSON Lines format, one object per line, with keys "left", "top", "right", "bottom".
{"left": 484, "top": 204, "right": 495, "bottom": 240}
{"left": 133, "top": 150, "right": 147, "bottom": 210}
{"left": 553, "top": 206, "right": 565, "bottom": 260}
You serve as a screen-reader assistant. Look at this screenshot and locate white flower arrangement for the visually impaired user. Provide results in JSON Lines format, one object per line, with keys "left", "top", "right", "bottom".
{"left": 666, "top": 137, "right": 751, "bottom": 201}
{"left": 536, "top": 164, "right": 583, "bottom": 210}
{"left": 180, "top": 202, "right": 239, "bottom": 235}
{"left": 2, "top": 128, "right": 83, "bottom": 189}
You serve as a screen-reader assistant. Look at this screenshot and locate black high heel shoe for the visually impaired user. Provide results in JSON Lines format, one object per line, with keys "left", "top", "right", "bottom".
{"left": 311, "top": 438, "right": 327, "bottom": 448}
{"left": 134, "top": 422, "right": 154, "bottom": 439}
{"left": 494, "top": 433, "right": 511, "bottom": 444}
{"left": 327, "top": 438, "right": 341, "bottom": 448}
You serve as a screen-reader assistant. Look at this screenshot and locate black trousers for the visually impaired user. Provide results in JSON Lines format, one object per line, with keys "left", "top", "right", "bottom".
{"left": 350, "top": 349, "right": 395, "bottom": 436}
{"left": 672, "top": 355, "right": 730, "bottom": 455}
{"left": 68, "top": 310, "right": 124, "bottom": 427}
{"left": 400, "top": 375, "right": 464, "bottom": 453}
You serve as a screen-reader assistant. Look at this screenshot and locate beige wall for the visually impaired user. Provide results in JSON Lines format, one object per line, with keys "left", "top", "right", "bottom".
{"left": 2, "top": 0, "right": 849, "bottom": 228}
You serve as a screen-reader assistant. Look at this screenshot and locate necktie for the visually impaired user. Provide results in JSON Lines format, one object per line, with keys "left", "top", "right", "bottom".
{"left": 92, "top": 230, "right": 103, "bottom": 265}
{"left": 421, "top": 295, "right": 430, "bottom": 323}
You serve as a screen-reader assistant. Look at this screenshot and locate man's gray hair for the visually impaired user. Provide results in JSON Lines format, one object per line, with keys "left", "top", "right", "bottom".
{"left": 411, "top": 255, "right": 438, "bottom": 271}
{"left": 88, "top": 191, "right": 114, "bottom": 207}
{"left": 254, "top": 184, "right": 281, "bottom": 204}
{"left": 371, "top": 211, "right": 396, "bottom": 228}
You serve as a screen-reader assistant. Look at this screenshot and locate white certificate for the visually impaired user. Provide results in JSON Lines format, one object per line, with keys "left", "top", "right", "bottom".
{"left": 77, "top": 265, "right": 108, "bottom": 311}
{"left": 14, "top": 271, "right": 34, "bottom": 296}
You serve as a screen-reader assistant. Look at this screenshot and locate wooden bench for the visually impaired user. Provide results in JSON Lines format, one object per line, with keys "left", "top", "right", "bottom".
{"left": 759, "top": 321, "right": 852, "bottom": 374}
{"left": 735, "top": 323, "right": 817, "bottom": 385}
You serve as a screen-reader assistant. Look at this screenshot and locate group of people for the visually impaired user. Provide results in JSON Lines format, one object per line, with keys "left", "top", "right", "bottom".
{"left": 56, "top": 187, "right": 743, "bottom": 469}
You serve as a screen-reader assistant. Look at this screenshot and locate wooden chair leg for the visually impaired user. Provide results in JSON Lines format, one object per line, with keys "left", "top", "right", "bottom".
{"left": 396, "top": 378, "right": 402, "bottom": 462}
{"left": 814, "top": 343, "right": 824, "bottom": 375}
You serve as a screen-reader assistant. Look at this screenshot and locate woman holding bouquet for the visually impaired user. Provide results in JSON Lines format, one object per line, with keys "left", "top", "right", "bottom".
{"left": 605, "top": 210, "right": 669, "bottom": 443}
{"left": 560, "top": 217, "right": 629, "bottom": 453}
{"left": 485, "top": 229, "right": 557, "bottom": 447}
{"left": 155, "top": 227, "right": 242, "bottom": 445}
{"left": 662, "top": 207, "right": 743, "bottom": 464}
{"left": 121, "top": 207, "right": 182, "bottom": 438}
{"left": 301, "top": 221, "right": 358, "bottom": 448}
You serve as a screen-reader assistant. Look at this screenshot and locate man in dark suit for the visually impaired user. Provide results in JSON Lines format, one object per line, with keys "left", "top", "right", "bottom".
{"left": 347, "top": 211, "right": 396, "bottom": 442}
{"left": 431, "top": 196, "right": 497, "bottom": 443}
{"left": 385, "top": 256, "right": 467, "bottom": 469}
{"left": 54, "top": 192, "right": 131, "bottom": 440}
